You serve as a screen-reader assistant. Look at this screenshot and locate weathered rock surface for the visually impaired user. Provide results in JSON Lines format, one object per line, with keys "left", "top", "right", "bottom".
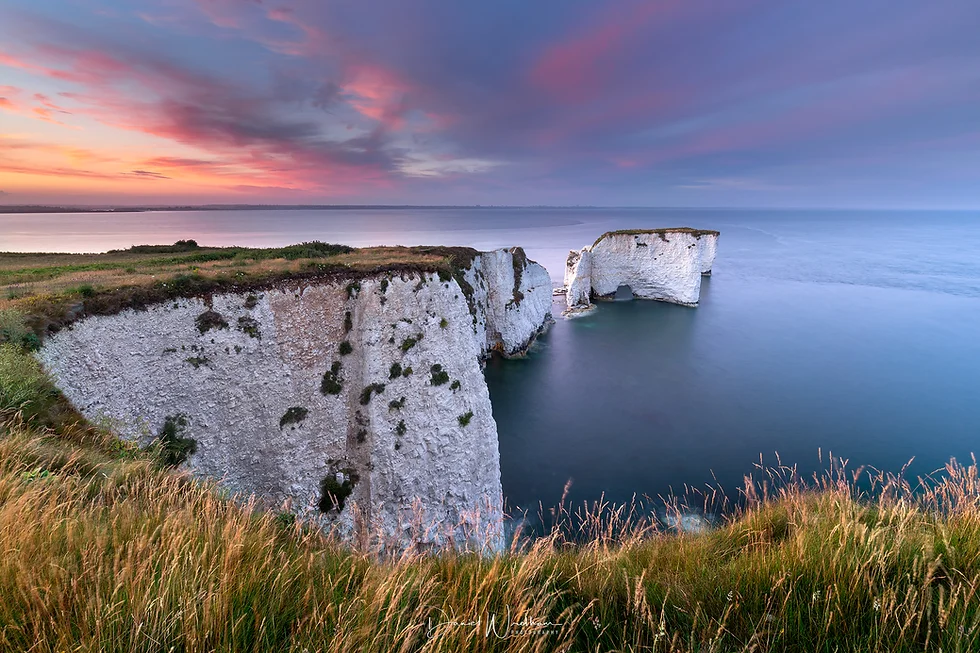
{"left": 37, "top": 248, "right": 551, "bottom": 549}
{"left": 564, "top": 229, "right": 719, "bottom": 311}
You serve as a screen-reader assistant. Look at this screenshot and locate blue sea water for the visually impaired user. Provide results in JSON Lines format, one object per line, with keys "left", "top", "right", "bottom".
{"left": 3, "top": 207, "right": 979, "bottom": 517}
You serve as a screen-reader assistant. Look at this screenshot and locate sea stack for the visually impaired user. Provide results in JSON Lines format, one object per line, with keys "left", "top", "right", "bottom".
{"left": 564, "top": 228, "right": 719, "bottom": 313}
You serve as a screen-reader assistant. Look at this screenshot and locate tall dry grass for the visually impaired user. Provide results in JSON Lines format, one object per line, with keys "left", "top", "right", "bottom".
{"left": 2, "top": 339, "right": 980, "bottom": 651}
{"left": 3, "top": 411, "right": 980, "bottom": 651}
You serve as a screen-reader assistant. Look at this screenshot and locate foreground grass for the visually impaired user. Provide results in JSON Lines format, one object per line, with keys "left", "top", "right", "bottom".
{"left": 5, "top": 411, "right": 980, "bottom": 652}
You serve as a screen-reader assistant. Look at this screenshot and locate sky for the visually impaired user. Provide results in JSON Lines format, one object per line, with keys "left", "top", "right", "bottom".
{"left": 0, "top": 0, "right": 978, "bottom": 208}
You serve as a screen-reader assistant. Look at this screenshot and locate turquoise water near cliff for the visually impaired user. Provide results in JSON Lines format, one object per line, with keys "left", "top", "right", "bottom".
{"left": 3, "top": 207, "right": 980, "bottom": 518}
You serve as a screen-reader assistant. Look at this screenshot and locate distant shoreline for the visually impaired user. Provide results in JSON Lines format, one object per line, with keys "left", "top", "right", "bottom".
{"left": 0, "top": 204, "right": 605, "bottom": 215}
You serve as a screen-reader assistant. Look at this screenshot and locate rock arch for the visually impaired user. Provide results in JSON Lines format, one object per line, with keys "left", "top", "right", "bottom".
{"left": 564, "top": 228, "right": 719, "bottom": 313}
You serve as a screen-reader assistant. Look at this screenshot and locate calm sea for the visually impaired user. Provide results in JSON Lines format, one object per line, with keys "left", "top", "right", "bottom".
{"left": 3, "top": 208, "right": 980, "bottom": 520}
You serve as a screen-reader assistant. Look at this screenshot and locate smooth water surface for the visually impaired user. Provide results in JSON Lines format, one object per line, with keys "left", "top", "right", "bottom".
{"left": 3, "top": 208, "right": 979, "bottom": 515}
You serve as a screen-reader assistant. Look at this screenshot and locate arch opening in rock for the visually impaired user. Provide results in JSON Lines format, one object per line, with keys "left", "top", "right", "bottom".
{"left": 613, "top": 284, "right": 634, "bottom": 301}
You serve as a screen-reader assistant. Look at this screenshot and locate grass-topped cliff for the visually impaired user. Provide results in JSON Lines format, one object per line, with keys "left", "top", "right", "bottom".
{"left": 592, "top": 228, "right": 721, "bottom": 248}
{"left": 1, "top": 241, "right": 480, "bottom": 339}
{"left": 2, "top": 243, "right": 980, "bottom": 651}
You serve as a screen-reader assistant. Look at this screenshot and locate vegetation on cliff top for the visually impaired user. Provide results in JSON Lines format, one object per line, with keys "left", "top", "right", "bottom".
{"left": 592, "top": 227, "right": 721, "bottom": 247}
{"left": 2, "top": 333, "right": 980, "bottom": 650}
{"left": 0, "top": 241, "right": 481, "bottom": 341}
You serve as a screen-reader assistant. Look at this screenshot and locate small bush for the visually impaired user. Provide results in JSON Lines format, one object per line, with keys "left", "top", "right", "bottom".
{"left": 402, "top": 366, "right": 413, "bottom": 377}
{"left": 389, "top": 362, "right": 402, "bottom": 379}
{"left": 400, "top": 335, "right": 422, "bottom": 352}
{"left": 237, "top": 316, "right": 261, "bottom": 339}
{"left": 450, "top": 380, "right": 461, "bottom": 391}
{"left": 71, "top": 284, "right": 96, "bottom": 298}
{"left": 320, "top": 362, "right": 343, "bottom": 395}
{"left": 430, "top": 364, "right": 450, "bottom": 386}
{"left": 388, "top": 396, "right": 406, "bottom": 411}
{"left": 0, "top": 344, "right": 53, "bottom": 417}
{"left": 279, "top": 406, "right": 309, "bottom": 429}
{"left": 195, "top": 310, "right": 228, "bottom": 334}
{"left": 0, "top": 310, "right": 40, "bottom": 351}
{"left": 318, "top": 470, "right": 358, "bottom": 512}
{"left": 243, "top": 294, "right": 259, "bottom": 309}
{"left": 345, "top": 282, "right": 360, "bottom": 299}
{"left": 439, "top": 317, "right": 449, "bottom": 329}
{"left": 457, "top": 411, "right": 473, "bottom": 427}
{"left": 152, "top": 414, "right": 198, "bottom": 466}
{"left": 359, "top": 383, "right": 385, "bottom": 405}
{"left": 343, "top": 311, "right": 353, "bottom": 333}
{"left": 184, "top": 356, "right": 210, "bottom": 369}
{"left": 338, "top": 341, "right": 353, "bottom": 356}
{"left": 395, "top": 420, "right": 407, "bottom": 436}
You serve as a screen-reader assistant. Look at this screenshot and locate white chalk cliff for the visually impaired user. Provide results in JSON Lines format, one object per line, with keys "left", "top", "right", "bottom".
{"left": 37, "top": 248, "right": 551, "bottom": 549}
{"left": 564, "top": 228, "right": 719, "bottom": 311}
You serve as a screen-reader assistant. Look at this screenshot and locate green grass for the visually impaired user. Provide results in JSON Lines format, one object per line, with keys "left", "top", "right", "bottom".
{"left": 592, "top": 227, "right": 721, "bottom": 247}
{"left": 0, "top": 242, "right": 483, "bottom": 340}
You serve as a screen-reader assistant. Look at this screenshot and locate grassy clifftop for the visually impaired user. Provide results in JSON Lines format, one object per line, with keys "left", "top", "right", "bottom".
{"left": 1, "top": 241, "right": 479, "bottom": 339}
{"left": 592, "top": 228, "right": 721, "bottom": 247}
{"left": 2, "top": 331, "right": 980, "bottom": 651}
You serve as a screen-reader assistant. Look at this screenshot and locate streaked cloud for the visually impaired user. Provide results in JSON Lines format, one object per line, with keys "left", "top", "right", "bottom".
{"left": 0, "top": 0, "right": 977, "bottom": 206}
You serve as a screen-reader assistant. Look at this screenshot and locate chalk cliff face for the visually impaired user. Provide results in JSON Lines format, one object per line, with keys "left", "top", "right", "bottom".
{"left": 563, "top": 248, "right": 593, "bottom": 310}
{"left": 564, "top": 229, "right": 719, "bottom": 311}
{"left": 467, "top": 247, "right": 553, "bottom": 357}
{"left": 37, "top": 248, "right": 551, "bottom": 549}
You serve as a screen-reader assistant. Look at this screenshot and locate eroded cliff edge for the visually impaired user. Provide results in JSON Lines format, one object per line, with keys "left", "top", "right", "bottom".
{"left": 37, "top": 247, "right": 551, "bottom": 549}
{"left": 564, "top": 228, "right": 719, "bottom": 312}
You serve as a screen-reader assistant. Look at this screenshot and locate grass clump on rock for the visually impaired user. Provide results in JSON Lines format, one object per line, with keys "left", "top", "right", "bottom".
{"left": 359, "top": 383, "right": 385, "bottom": 405}
{"left": 388, "top": 396, "right": 406, "bottom": 411}
{"left": 279, "top": 406, "right": 309, "bottom": 430}
{"left": 388, "top": 362, "right": 402, "bottom": 379}
{"left": 400, "top": 335, "right": 422, "bottom": 352}
{"left": 194, "top": 309, "right": 228, "bottom": 334}
{"left": 236, "top": 316, "right": 261, "bottom": 339}
{"left": 317, "top": 470, "right": 358, "bottom": 513}
{"left": 429, "top": 364, "right": 450, "bottom": 386}
{"left": 320, "top": 361, "right": 343, "bottom": 395}
{"left": 150, "top": 413, "right": 197, "bottom": 467}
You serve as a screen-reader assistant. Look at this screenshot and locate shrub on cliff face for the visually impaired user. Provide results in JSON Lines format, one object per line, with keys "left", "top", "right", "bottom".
{"left": 338, "top": 341, "right": 353, "bottom": 356}
{"left": 400, "top": 335, "right": 422, "bottom": 352}
{"left": 359, "top": 383, "right": 385, "bottom": 405}
{"left": 279, "top": 406, "right": 309, "bottom": 430}
{"left": 388, "top": 396, "right": 406, "bottom": 410}
{"left": 430, "top": 364, "right": 450, "bottom": 386}
{"left": 317, "top": 470, "right": 358, "bottom": 512}
{"left": 320, "top": 362, "right": 343, "bottom": 395}
{"left": 151, "top": 414, "right": 197, "bottom": 467}
{"left": 389, "top": 362, "right": 402, "bottom": 379}
{"left": 195, "top": 310, "right": 228, "bottom": 334}
{"left": 457, "top": 411, "right": 473, "bottom": 427}
{"left": 237, "top": 316, "right": 261, "bottom": 339}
